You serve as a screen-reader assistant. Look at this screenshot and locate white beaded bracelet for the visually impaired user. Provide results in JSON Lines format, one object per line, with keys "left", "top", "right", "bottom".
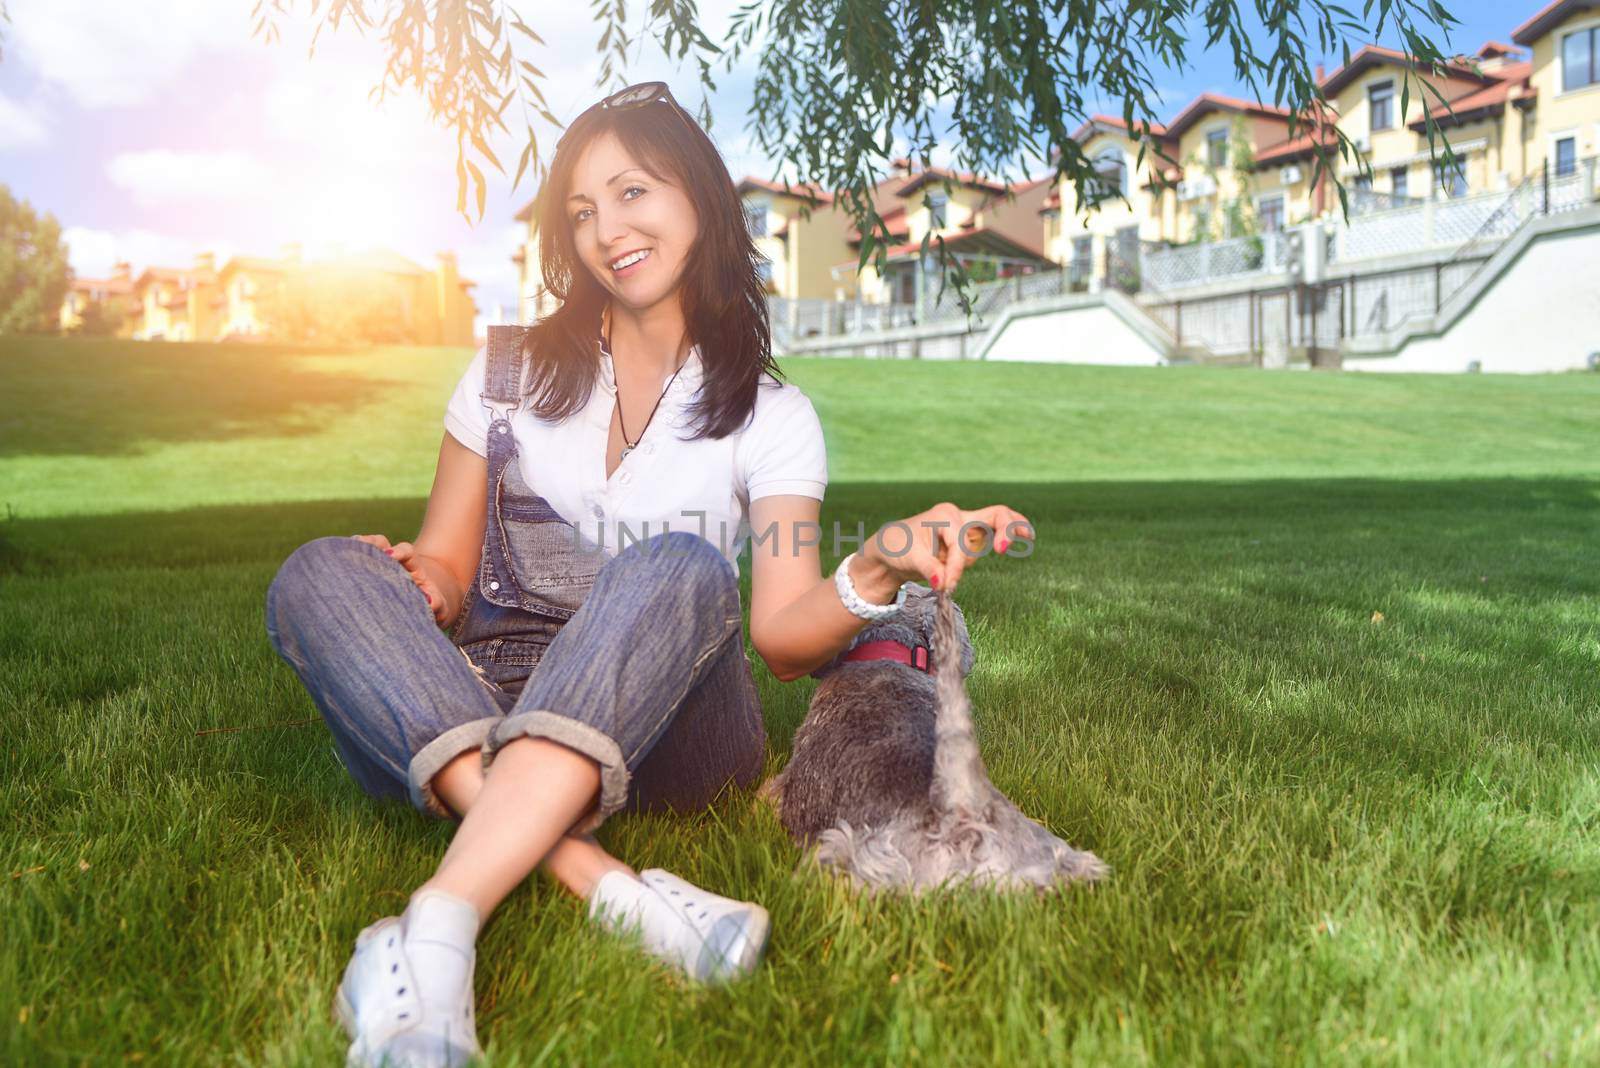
{"left": 834, "top": 551, "right": 906, "bottom": 621}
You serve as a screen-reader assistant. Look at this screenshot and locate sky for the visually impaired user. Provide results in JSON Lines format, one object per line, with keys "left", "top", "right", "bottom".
{"left": 0, "top": 0, "right": 1525, "bottom": 331}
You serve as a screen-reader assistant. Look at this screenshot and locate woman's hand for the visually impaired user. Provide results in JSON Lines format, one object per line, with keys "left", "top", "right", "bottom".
{"left": 350, "top": 533, "right": 451, "bottom": 626}
{"left": 857, "top": 502, "right": 1034, "bottom": 595}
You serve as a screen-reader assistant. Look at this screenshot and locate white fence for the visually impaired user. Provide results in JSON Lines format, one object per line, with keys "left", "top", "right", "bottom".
{"left": 1140, "top": 231, "right": 1290, "bottom": 290}
{"left": 1332, "top": 158, "right": 1599, "bottom": 263}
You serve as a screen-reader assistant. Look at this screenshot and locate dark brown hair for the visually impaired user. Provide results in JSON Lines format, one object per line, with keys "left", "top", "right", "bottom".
{"left": 519, "top": 92, "right": 783, "bottom": 439}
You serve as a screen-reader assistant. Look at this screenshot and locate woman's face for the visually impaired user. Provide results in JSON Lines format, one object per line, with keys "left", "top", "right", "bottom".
{"left": 565, "top": 131, "right": 699, "bottom": 312}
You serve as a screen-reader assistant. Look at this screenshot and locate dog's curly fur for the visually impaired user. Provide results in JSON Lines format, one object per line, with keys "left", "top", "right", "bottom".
{"left": 762, "top": 582, "right": 1107, "bottom": 893}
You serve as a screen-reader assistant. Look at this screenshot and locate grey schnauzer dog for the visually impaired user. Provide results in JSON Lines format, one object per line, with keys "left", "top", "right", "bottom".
{"left": 762, "top": 581, "right": 1107, "bottom": 892}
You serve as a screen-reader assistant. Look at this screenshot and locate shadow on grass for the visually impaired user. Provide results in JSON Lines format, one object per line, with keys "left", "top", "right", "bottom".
{"left": 0, "top": 336, "right": 400, "bottom": 458}
{"left": 2, "top": 475, "right": 1595, "bottom": 585}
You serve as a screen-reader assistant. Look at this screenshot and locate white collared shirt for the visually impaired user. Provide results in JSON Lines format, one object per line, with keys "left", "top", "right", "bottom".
{"left": 443, "top": 341, "right": 828, "bottom": 578}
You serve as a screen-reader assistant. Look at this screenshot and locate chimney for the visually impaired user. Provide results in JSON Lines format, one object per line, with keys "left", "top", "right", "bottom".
{"left": 112, "top": 261, "right": 132, "bottom": 283}
{"left": 193, "top": 251, "right": 216, "bottom": 274}
{"left": 1315, "top": 63, "right": 1325, "bottom": 83}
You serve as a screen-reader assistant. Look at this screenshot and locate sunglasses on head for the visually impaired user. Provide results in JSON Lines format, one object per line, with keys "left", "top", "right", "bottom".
{"left": 555, "top": 81, "right": 698, "bottom": 152}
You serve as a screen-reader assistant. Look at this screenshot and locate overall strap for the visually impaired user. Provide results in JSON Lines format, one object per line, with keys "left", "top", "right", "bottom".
{"left": 480, "top": 324, "right": 530, "bottom": 418}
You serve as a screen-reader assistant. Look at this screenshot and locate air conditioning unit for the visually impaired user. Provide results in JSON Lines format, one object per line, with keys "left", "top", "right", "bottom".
{"left": 1353, "top": 135, "right": 1371, "bottom": 153}
{"left": 1281, "top": 165, "right": 1303, "bottom": 185}
{"left": 1178, "top": 174, "right": 1217, "bottom": 201}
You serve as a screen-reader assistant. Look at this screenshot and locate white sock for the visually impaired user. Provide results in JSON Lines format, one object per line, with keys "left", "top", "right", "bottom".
{"left": 401, "top": 888, "right": 480, "bottom": 1007}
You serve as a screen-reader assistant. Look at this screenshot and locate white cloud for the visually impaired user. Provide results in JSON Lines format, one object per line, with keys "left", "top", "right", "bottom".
{"left": 7, "top": 0, "right": 258, "bottom": 109}
{"left": 62, "top": 225, "right": 234, "bottom": 278}
{"left": 107, "top": 148, "right": 270, "bottom": 207}
{"left": 0, "top": 89, "right": 48, "bottom": 151}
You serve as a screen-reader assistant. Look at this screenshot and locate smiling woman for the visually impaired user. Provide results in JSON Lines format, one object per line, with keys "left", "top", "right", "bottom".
{"left": 263, "top": 79, "right": 1034, "bottom": 1068}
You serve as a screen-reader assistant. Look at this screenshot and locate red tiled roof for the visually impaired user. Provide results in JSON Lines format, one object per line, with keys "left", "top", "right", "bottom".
{"left": 893, "top": 166, "right": 1009, "bottom": 197}
{"left": 69, "top": 277, "right": 133, "bottom": 295}
{"left": 1513, "top": 1, "right": 1598, "bottom": 45}
{"left": 1162, "top": 92, "right": 1293, "bottom": 140}
{"left": 1067, "top": 114, "right": 1172, "bottom": 147}
{"left": 845, "top": 204, "right": 909, "bottom": 244}
{"left": 1409, "top": 62, "right": 1533, "bottom": 129}
{"left": 1251, "top": 130, "right": 1340, "bottom": 167}
{"left": 1318, "top": 44, "right": 1495, "bottom": 97}
{"left": 832, "top": 224, "right": 1045, "bottom": 268}
{"left": 1140, "top": 165, "right": 1183, "bottom": 191}
{"left": 1476, "top": 40, "right": 1524, "bottom": 59}
{"left": 737, "top": 176, "right": 834, "bottom": 204}
{"left": 218, "top": 255, "right": 290, "bottom": 278}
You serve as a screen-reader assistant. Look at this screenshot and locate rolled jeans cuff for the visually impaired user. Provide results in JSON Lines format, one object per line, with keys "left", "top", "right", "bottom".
{"left": 483, "top": 711, "right": 627, "bottom": 835}
{"left": 407, "top": 717, "right": 501, "bottom": 820}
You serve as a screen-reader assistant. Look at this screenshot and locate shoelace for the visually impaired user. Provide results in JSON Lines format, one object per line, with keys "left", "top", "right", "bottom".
{"left": 644, "top": 873, "right": 719, "bottom": 950}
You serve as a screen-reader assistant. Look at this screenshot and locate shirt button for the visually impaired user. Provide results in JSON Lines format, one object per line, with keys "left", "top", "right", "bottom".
{"left": 591, "top": 504, "right": 605, "bottom": 519}
{"left": 619, "top": 471, "right": 631, "bottom": 484}
{"left": 488, "top": 580, "right": 500, "bottom": 591}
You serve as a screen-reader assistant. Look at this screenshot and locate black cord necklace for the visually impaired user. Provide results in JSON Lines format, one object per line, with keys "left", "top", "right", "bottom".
{"left": 602, "top": 313, "right": 688, "bottom": 461}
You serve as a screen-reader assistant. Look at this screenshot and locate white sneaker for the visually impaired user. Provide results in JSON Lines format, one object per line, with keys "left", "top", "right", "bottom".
{"left": 588, "top": 868, "right": 770, "bottom": 983}
{"left": 334, "top": 890, "right": 482, "bottom": 1068}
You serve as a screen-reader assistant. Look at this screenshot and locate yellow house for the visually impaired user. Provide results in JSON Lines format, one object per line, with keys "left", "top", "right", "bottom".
{"left": 59, "top": 261, "right": 139, "bottom": 336}
{"left": 217, "top": 251, "right": 295, "bottom": 339}
{"left": 1150, "top": 93, "right": 1297, "bottom": 243}
{"left": 110, "top": 247, "right": 475, "bottom": 345}
{"left": 131, "top": 257, "right": 221, "bottom": 342}
{"left": 831, "top": 161, "right": 1055, "bottom": 305}
{"left": 1401, "top": 46, "right": 1538, "bottom": 196}
{"left": 735, "top": 177, "right": 856, "bottom": 300}
{"left": 511, "top": 191, "right": 559, "bottom": 322}
{"left": 1308, "top": 44, "right": 1508, "bottom": 209}
{"left": 1046, "top": 116, "right": 1178, "bottom": 287}
{"left": 1513, "top": 0, "right": 1600, "bottom": 179}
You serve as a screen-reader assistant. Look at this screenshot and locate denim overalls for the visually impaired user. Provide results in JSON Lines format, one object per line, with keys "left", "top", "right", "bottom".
{"left": 447, "top": 324, "right": 610, "bottom": 698}
{"left": 265, "top": 323, "right": 767, "bottom": 827}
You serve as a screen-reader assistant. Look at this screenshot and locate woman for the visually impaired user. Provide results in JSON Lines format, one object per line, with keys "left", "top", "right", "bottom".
{"left": 265, "top": 82, "right": 1033, "bottom": 1068}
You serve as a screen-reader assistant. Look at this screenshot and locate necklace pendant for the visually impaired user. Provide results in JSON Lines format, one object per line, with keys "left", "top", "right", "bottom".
{"left": 619, "top": 444, "right": 634, "bottom": 461}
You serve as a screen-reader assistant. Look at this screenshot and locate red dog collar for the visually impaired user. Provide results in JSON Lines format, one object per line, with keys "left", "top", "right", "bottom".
{"left": 841, "top": 639, "right": 930, "bottom": 672}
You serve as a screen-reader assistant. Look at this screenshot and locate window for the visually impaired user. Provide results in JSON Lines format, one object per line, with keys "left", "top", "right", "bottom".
{"left": 1070, "top": 235, "right": 1092, "bottom": 271}
{"left": 1070, "top": 236, "right": 1093, "bottom": 286}
{"left": 1555, "top": 136, "right": 1577, "bottom": 177}
{"left": 1206, "top": 128, "right": 1228, "bottom": 168}
{"left": 1562, "top": 26, "right": 1598, "bottom": 92}
{"left": 1093, "top": 148, "right": 1127, "bottom": 197}
{"left": 1353, "top": 172, "right": 1373, "bottom": 194}
{"left": 1436, "top": 156, "right": 1468, "bottom": 198}
{"left": 743, "top": 202, "right": 768, "bottom": 237}
{"left": 928, "top": 191, "right": 948, "bottom": 228}
{"left": 1369, "top": 80, "right": 1395, "bottom": 131}
{"left": 1257, "top": 195, "right": 1285, "bottom": 233}
{"left": 1390, "top": 165, "right": 1408, "bottom": 199}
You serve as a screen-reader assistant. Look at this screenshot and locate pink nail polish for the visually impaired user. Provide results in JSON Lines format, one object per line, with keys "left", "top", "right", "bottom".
{"left": 996, "top": 539, "right": 1009, "bottom": 554}
{"left": 930, "top": 573, "right": 940, "bottom": 588}
{"left": 384, "top": 548, "right": 394, "bottom": 556}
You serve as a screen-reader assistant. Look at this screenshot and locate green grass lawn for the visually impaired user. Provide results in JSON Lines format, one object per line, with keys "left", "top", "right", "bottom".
{"left": 3, "top": 336, "right": 1598, "bottom": 1066}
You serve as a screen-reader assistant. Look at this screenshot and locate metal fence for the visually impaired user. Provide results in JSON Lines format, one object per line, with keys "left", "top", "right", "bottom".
{"left": 772, "top": 265, "right": 1078, "bottom": 346}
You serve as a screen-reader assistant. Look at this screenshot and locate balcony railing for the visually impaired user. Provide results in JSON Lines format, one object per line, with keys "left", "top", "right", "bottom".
{"left": 1141, "top": 231, "right": 1290, "bottom": 291}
